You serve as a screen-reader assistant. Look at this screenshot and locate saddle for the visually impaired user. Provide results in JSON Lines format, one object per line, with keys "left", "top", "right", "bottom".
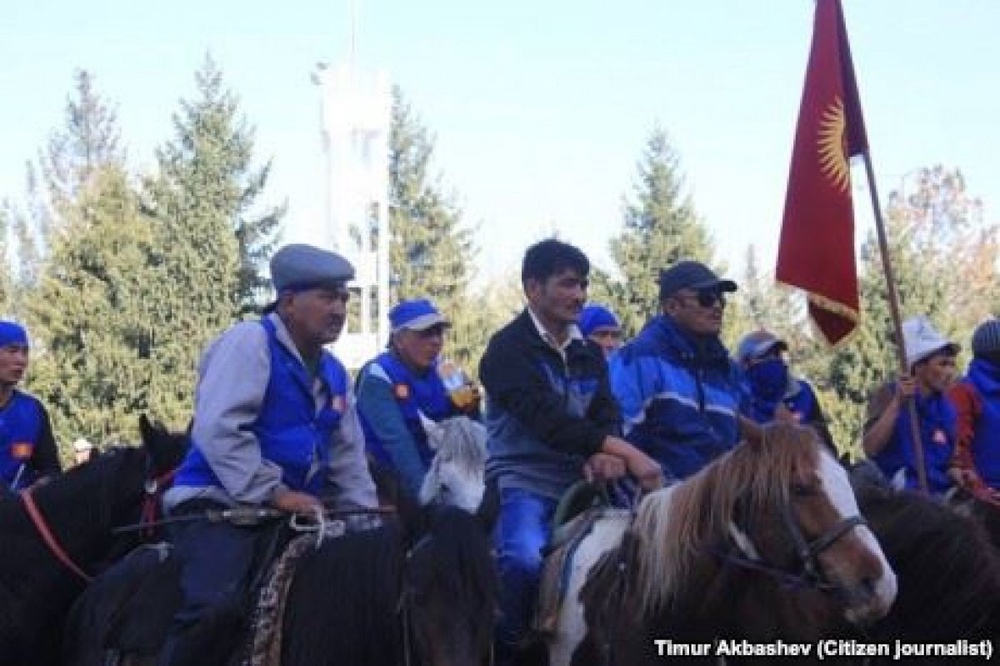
{"left": 533, "top": 482, "right": 611, "bottom": 636}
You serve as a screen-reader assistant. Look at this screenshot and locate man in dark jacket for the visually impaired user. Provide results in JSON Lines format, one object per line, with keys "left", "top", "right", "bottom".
{"left": 480, "top": 238, "right": 662, "bottom": 663}
{"left": 609, "top": 260, "right": 749, "bottom": 481}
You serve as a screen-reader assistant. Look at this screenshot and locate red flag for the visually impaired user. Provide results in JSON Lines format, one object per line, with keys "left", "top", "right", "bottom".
{"left": 776, "top": 0, "right": 868, "bottom": 346}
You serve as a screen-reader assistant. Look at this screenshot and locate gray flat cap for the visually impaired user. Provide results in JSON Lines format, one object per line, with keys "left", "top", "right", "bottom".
{"left": 270, "top": 244, "right": 355, "bottom": 293}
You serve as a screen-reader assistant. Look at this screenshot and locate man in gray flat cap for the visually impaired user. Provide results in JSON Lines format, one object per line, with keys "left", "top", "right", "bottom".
{"left": 609, "top": 259, "right": 749, "bottom": 482}
{"left": 159, "top": 243, "right": 377, "bottom": 666}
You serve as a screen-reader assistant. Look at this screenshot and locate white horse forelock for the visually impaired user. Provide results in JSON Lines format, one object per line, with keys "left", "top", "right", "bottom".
{"left": 418, "top": 416, "right": 487, "bottom": 513}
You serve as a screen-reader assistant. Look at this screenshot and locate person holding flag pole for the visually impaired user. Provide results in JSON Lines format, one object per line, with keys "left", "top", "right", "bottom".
{"left": 775, "top": 0, "right": 930, "bottom": 493}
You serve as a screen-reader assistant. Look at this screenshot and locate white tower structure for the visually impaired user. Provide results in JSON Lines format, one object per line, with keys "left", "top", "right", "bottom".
{"left": 312, "top": 58, "right": 392, "bottom": 370}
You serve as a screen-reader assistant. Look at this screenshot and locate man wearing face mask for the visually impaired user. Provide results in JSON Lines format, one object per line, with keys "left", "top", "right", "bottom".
{"left": 736, "top": 329, "right": 835, "bottom": 454}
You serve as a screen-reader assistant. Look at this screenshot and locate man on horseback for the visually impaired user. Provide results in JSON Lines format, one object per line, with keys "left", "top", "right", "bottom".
{"left": 480, "top": 238, "right": 663, "bottom": 665}
{"left": 578, "top": 303, "right": 623, "bottom": 359}
{"left": 950, "top": 318, "right": 1000, "bottom": 499}
{"left": 157, "top": 243, "right": 378, "bottom": 666}
{"left": 863, "top": 315, "right": 960, "bottom": 494}
{"left": 736, "top": 328, "right": 836, "bottom": 453}
{"left": 608, "top": 260, "right": 749, "bottom": 482}
{"left": 356, "top": 297, "right": 481, "bottom": 498}
{"left": 0, "top": 320, "right": 61, "bottom": 492}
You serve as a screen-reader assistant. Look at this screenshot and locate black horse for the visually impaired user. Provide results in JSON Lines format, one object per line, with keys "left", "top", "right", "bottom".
{"left": 850, "top": 467, "right": 1000, "bottom": 662}
{"left": 0, "top": 415, "right": 188, "bottom": 666}
{"left": 63, "top": 415, "right": 499, "bottom": 666}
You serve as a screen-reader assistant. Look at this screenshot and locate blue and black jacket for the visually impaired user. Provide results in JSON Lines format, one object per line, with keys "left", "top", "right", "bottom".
{"left": 480, "top": 309, "right": 621, "bottom": 500}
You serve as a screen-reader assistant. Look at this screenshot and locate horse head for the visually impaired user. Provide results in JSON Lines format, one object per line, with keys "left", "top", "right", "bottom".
{"left": 418, "top": 414, "right": 488, "bottom": 513}
{"left": 394, "top": 415, "right": 496, "bottom": 666}
{"left": 630, "top": 422, "right": 896, "bottom": 636}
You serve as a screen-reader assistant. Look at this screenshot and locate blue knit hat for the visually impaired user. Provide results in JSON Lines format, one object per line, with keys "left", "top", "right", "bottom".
{"left": 578, "top": 304, "right": 620, "bottom": 337}
{"left": 0, "top": 321, "right": 28, "bottom": 348}
{"left": 972, "top": 319, "right": 1000, "bottom": 358}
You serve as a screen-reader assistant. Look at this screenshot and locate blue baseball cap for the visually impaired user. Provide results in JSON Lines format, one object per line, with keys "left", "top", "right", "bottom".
{"left": 578, "top": 304, "right": 620, "bottom": 337}
{"left": 389, "top": 299, "right": 450, "bottom": 333}
{"left": 0, "top": 321, "right": 28, "bottom": 348}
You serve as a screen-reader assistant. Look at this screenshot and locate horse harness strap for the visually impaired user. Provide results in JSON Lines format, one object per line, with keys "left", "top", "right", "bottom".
{"left": 780, "top": 502, "right": 868, "bottom": 583}
{"left": 19, "top": 487, "right": 93, "bottom": 582}
{"left": 716, "top": 507, "right": 868, "bottom": 591}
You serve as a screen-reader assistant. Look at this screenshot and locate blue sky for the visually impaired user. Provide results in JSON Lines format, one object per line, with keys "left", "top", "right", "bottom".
{"left": 2, "top": 0, "right": 998, "bottom": 285}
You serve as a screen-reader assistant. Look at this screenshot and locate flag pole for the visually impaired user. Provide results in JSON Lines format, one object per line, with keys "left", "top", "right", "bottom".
{"left": 859, "top": 154, "right": 929, "bottom": 494}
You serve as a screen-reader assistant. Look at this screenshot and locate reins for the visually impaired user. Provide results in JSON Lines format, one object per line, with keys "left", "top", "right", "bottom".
{"left": 19, "top": 487, "right": 93, "bottom": 582}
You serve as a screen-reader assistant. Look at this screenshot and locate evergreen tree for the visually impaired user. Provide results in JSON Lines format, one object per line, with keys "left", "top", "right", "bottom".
{"left": 0, "top": 205, "right": 11, "bottom": 314}
{"left": 141, "top": 56, "right": 281, "bottom": 425}
{"left": 600, "top": 128, "right": 718, "bottom": 336}
{"left": 26, "top": 166, "right": 157, "bottom": 447}
{"left": 40, "top": 69, "right": 123, "bottom": 223}
{"left": 388, "top": 88, "right": 481, "bottom": 368}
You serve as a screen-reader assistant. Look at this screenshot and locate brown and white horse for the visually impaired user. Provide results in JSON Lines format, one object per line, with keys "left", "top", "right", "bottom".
{"left": 546, "top": 422, "right": 897, "bottom": 666}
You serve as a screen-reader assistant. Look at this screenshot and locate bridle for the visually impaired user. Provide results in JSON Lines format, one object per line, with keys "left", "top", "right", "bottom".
{"left": 19, "top": 452, "right": 179, "bottom": 583}
{"left": 716, "top": 495, "right": 867, "bottom": 592}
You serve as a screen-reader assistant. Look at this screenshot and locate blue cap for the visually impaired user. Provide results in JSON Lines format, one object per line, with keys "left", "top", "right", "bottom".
{"left": 389, "top": 299, "right": 450, "bottom": 333}
{"left": 270, "top": 244, "right": 354, "bottom": 293}
{"left": 0, "top": 321, "right": 29, "bottom": 348}
{"left": 578, "top": 304, "right": 620, "bottom": 337}
{"left": 736, "top": 329, "right": 787, "bottom": 365}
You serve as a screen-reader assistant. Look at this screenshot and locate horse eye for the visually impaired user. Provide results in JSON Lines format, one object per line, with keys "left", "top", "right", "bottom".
{"left": 791, "top": 482, "right": 815, "bottom": 497}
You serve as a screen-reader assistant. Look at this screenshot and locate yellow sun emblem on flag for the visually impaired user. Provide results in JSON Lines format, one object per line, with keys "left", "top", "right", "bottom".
{"left": 817, "top": 96, "right": 851, "bottom": 193}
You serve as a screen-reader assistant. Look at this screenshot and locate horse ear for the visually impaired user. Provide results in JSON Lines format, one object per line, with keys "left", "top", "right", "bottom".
{"left": 475, "top": 480, "right": 500, "bottom": 531}
{"left": 139, "top": 414, "right": 153, "bottom": 443}
{"left": 420, "top": 412, "right": 445, "bottom": 451}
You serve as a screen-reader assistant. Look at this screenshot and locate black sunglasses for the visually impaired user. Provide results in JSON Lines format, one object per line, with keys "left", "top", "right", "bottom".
{"left": 690, "top": 290, "right": 726, "bottom": 308}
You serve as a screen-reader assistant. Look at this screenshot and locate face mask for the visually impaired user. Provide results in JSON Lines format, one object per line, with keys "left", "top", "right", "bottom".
{"left": 746, "top": 358, "right": 789, "bottom": 401}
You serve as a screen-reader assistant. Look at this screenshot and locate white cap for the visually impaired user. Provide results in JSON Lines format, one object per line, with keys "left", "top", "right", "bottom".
{"left": 902, "top": 315, "right": 960, "bottom": 370}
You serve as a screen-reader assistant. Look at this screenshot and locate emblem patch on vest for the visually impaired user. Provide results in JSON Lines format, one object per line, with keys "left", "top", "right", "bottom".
{"left": 11, "top": 442, "right": 33, "bottom": 460}
{"left": 394, "top": 384, "right": 410, "bottom": 400}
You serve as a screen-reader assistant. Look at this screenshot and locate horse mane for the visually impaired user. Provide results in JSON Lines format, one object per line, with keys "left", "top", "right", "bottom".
{"left": 630, "top": 422, "right": 820, "bottom": 617}
{"left": 281, "top": 520, "right": 408, "bottom": 666}
{"left": 414, "top": 504, "right": 497, "bottom": 627}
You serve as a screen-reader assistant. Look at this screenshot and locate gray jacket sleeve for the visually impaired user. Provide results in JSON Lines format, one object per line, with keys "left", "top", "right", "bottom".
{"left": 327, "top": 385, "right": 379, "bottom": 509}
{"left": 191, "top": 322, "right": 286, "bottom": 505}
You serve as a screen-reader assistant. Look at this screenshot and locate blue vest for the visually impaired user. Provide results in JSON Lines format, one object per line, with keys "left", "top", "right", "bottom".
{"left": 174, "top": 318, "right": 348, "bottom": 495}
{"left": 965, "top": 359, "right": 1000, "bottom": 487}
{"left": 0, "top": 391, "right": 45, "bottom": 489}
{"left": 362, "top": 352, "right": 455, "bottom": 469}
{"left": 872, "top": 385, "right": 956, "bottom": 494}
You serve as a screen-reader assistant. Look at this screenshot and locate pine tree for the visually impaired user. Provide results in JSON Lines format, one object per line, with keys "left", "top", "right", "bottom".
{"left": 26, "top": 166, "right": 157, "bottom": 447}
{"left": 388, "top": 88, "right": 482, "bottom": 369}
{"left": 599, "top": 128, "right": 718, "bottom": 336}
{"left": 142, "top": 56, "right": 280, "bottom": 424}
